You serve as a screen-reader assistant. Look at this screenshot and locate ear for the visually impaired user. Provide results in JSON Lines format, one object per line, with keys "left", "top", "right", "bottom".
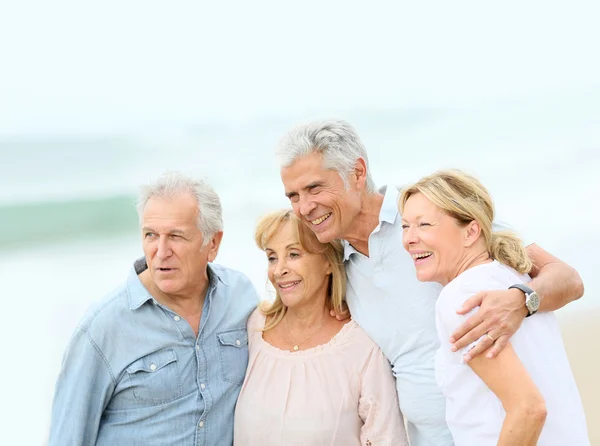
{"left": 464, "top": 221, "right": 481, "bottom": 247}
{"left": 207, "top": 231, "right": 224, "bottom": 262}
{"left": 352, "top": 157, "right": 368, "bottom": 190}
{"left": 323, "top": 256, "right": 333, "bottom": 276}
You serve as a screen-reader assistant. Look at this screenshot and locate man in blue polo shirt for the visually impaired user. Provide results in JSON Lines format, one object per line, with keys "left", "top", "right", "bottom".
{"left": 49, "top": 172, "right": 258, "bottom": 445}
{"left": 276, "top": 119, "right": 584, "bottom": 446}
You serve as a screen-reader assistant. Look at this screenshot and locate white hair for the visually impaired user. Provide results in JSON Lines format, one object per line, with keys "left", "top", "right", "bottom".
{"left": 136, "top": 172, "right": 223, "bottom": 246}
{"left": 275, "top": 119, "right": 377, "bottom": 194}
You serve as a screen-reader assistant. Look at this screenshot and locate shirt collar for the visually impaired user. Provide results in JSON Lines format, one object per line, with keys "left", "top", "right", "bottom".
{"left": 127, "top": 258, "right": 228, "bottom": 310}
{"left": 343, "top": 185, "right": 400, "bottom": 261}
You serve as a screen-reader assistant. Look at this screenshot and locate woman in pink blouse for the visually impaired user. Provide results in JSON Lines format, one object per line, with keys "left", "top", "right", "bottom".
{"left": 234, "top": 209, "right": 407, "bottom": 446}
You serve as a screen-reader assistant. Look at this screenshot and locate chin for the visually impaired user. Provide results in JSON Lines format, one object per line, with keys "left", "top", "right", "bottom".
{"left": 416, "top": 270, "right": 434, "bottom": 283}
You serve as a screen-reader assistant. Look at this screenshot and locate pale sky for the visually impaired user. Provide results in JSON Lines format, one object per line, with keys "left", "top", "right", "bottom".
{"left": 1, "top": 0, "right": 599, "bottom": 135}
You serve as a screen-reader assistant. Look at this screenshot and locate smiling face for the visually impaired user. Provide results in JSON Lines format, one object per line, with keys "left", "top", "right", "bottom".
{"left": 142, "top": 193, "right": 221, "bottom": 298}
{"left": 280, "top": 152, "right": 363, "bottom": 243}
{"left": 265, "top": 220, "right": 332, "bottom": 309}
{"left": 401, "top": 192, "right": 471, "bottom": 286}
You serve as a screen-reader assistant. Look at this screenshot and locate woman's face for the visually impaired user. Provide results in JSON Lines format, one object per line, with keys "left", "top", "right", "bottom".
{"left": 265, "top": 221, "right": 332, "bottom": 309}
{"left": 401, "top": 192, "right": 468, "bottom": 286}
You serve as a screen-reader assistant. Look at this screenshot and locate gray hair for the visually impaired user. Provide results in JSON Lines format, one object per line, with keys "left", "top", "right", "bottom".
{"left": 275, "top": 119, "right": 377, "bottom": 194}
{"left": 136, "top": 172, "right": 223, "bottom": 246}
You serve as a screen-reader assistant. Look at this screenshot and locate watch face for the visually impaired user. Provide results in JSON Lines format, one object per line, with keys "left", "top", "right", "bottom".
{"left": 527, "top": 291, "right": 540, "bottom": 312}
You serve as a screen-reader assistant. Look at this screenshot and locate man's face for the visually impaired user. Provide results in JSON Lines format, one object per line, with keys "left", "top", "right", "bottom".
{"left": 141, "top": 193, "right": 220, "bottom": 297}
{"left": 281, "top": 152, "right": 362, "bottom": 243}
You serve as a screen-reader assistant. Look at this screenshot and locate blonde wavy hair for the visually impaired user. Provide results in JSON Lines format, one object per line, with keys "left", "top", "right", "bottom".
{"left": 398, "top": 169, "right": 532, "bottom": 274}
{"left": 254, "top": 209, "right": 346, "bottom": 331}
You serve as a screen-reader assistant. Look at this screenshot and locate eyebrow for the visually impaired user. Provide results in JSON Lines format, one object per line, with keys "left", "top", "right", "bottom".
{"left": 141, "top": 227, "right": 187, "bottom": 235}
{"left": 265, "top": 243, "right": 301, "bottom": 252}
{"left": 284, "top": 181, "right": 324, "bottom": 199}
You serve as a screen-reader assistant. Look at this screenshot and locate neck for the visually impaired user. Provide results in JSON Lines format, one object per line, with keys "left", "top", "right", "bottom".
{"left": 445, "top": 249, "right": 492, "bottom": 285}
{"left": 342, "top": 191, "right": 385, "bottom": 256}
{"left": 139, "top": 269, "right": 209, "bottom": 315}
{"left": 285, "top": 293, "right": 329, "bottom": 330}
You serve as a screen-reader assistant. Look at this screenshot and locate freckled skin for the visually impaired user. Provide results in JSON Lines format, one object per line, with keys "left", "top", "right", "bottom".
{"left": 281, "top": 152, "right": 363, "bottom": 244}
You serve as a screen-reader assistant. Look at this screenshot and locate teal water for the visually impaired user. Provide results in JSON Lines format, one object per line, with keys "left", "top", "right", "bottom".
{"left": 1, "top": 91, "right": 599, "bottom": 445}
{"left": 0, "top": 195, "right": 138, "bottom": 250}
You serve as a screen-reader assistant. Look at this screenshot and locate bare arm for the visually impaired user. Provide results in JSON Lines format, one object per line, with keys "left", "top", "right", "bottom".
{"left": 527, "top": 243, "right": 584, "bottom": 312}
{"left": 469, "top": 343, "right": 547, "bottom": 445}
{"left": 450, "top": 243, "right": 584, "bottom": 361}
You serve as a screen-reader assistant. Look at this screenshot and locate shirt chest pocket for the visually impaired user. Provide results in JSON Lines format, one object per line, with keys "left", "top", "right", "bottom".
{"left": 125, "top": 349, "right": 183, "bottom": 405}
{"left": 217, "top": 328, "right": 248, "bottom": 385}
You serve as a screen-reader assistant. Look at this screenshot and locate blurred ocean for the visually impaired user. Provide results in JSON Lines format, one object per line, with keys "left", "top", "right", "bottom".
{"left": 1, "top": 89, "right": 599, "bottom": 444}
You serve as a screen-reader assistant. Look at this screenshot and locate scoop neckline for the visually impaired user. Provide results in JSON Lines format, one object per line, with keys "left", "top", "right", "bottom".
{"left": 256, "top": 315, "right": 358, "bottom": 358}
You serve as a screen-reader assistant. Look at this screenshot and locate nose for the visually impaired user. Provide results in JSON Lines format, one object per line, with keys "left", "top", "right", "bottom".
{"left": 274, "top": 257, "right": 289, "bottom": 278}
{"left": 402, "top": 226, "right": 419, "bottom": 251}
{"left": 156, "top": 236, "right": 173, "bottom": 260}
{"left": 298, "top": 195, "right": 317, "bottom": 218}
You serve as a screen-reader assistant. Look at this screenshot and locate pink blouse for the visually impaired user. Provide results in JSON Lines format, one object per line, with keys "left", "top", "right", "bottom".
{"left": 234, "top": 310, "right": 408, "bottom": 446}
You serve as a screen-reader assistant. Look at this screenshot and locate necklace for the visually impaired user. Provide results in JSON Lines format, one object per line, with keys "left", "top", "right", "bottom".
{"left": 285, "top": 313, "right": 324, "bottom": 351}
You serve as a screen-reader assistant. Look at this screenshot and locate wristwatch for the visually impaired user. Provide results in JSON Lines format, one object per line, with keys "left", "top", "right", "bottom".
{"left": 508, "top": 283, "right": 540, "bottom": 317}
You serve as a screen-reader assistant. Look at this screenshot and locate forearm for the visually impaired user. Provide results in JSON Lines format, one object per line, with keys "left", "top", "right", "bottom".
{"left": 497, "top": 405, "right": 546, "bottom": 446}
{"left": 529, "top": 262, "right": 584, "bottom": 312}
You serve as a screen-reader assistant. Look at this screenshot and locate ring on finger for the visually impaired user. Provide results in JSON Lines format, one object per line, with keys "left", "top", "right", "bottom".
{"left": 486, "top": 333, "right": 495, "bottom": 342}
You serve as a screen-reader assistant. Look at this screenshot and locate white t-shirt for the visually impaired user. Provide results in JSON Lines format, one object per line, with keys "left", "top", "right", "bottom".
{"left": 344, "top": 185, "right": 526, "bottom": 446}
{"left": 435, "top": 260, "right": 589, "bottom": 446}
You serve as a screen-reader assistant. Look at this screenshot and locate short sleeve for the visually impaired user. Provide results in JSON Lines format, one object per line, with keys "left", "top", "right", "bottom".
{"left": 436, "top": 283, "right": 487, "bottom": 364}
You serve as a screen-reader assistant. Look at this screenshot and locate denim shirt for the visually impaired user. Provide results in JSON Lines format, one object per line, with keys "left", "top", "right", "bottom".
{"left": 49, "top": 259, "right": 259, "bottom": 446}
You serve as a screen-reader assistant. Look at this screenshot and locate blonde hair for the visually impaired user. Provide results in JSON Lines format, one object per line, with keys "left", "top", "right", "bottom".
{"left": 398, "top": 169, "right": 532, "bottom": 274}
{"left": 254, "top": 209, "right": 346, "bottom": 331}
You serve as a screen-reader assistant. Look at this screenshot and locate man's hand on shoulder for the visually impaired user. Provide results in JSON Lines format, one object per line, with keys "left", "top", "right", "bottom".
{"left": 449, "top": 288, "right": 528, "bottom": 362}
{"left": 329, "top": 301, "right": 351, "bottom": 321}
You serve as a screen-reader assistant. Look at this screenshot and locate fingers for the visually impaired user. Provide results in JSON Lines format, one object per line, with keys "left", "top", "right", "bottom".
{"left": 484, "top": 334, "right": 509, "bottom": 359}
{"left": 450, "top": 313, "right": 484, "bottom": 345}
{"left": 456, "top": 292, "right": 484, "bottom": 315}
{"left": 462, "top": 331, "right": 497, "bottom": 362}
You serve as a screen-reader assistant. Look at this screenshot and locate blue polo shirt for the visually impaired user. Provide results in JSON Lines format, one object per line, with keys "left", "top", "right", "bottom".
{"left": 344, "top": 185, "right": 523, "bottom": 446}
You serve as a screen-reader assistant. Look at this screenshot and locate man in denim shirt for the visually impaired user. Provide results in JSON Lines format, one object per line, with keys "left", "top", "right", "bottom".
{"left": 49, "top": 173, "right": 258, "bottom": 445}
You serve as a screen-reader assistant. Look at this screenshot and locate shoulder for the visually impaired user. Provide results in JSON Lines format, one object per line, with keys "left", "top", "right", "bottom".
{"left": 210, "top": 263, "right": 260, "bottom": 301}
{"left": 211, "top": 264, "right": 256, "bottom": 289}
{"left": 247, "top": 307, "right": 266, "bottom": 332}
{"left": 341, "top": 321, "right": 385, "bottom": 358}
{"left": 78, "top": 281, "right": 130, "bottom": 332}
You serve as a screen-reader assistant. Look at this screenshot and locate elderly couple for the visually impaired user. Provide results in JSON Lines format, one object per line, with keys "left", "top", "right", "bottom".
{"left": 49, "top": 120, "right": 589, "bottom": 445}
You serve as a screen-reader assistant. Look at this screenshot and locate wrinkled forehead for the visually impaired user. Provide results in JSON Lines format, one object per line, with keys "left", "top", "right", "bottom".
{"left": 142, "top": 196, "right": 199, "bottom": 227}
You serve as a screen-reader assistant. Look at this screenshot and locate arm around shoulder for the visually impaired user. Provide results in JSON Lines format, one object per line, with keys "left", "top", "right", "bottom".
{"left": 48, "top": 327, "right": 116, "bottom": 446}
{"left": 526, "top": 243, "right": 584, "bottom": 311}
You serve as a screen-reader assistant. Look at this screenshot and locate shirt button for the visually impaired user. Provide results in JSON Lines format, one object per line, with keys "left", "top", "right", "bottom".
{"left": 152, "top": 300, "right": 158, "bottom": 305}
{"left": 195, "top": 345, "right": 200, "bottom": 351}
{"left": 150, "top": 363, "right": 157, "bottom": 371}
{"left": 173, "top": 316, "right": 181, "bottom": 322}
{"left": 200, "top": 383, "right": 206, "bottom": 390}
{"left": 199, "top": 421, "right": 204, "bottom": 428}
{"left": 235, "top": 339, "right": 241, "bottom": 346}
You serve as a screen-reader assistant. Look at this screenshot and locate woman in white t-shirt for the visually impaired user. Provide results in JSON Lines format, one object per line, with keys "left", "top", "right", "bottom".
{"left": 398, "top": 169, "right": 589, "bottom": 446}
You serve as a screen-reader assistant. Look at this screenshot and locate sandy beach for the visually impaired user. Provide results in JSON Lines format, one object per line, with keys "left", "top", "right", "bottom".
{"left": 558, "top": 306, "right": 600, "bottom": 444}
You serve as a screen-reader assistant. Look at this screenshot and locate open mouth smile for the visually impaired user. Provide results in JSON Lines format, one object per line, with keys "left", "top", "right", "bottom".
{"left": 311, "top": 213, "right": 332, "bottom": 226}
